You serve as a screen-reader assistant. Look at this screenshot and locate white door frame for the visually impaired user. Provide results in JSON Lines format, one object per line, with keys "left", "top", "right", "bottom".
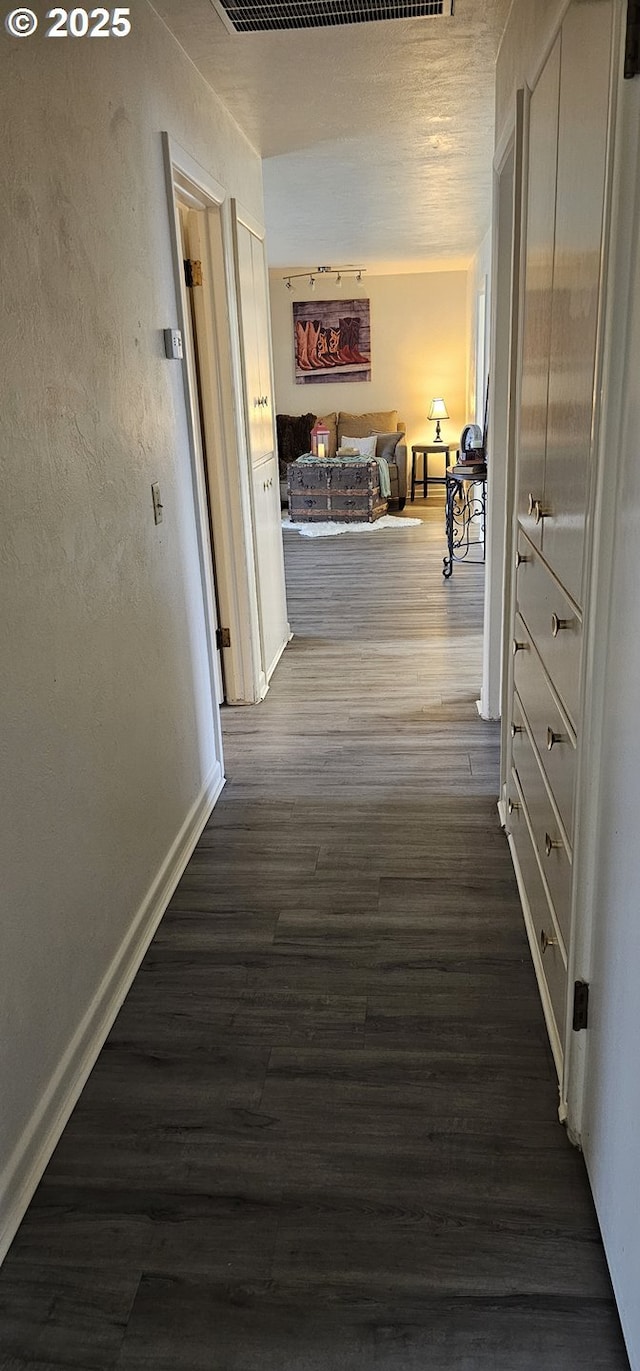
{"left": 162, "top": 134, "right": 264, "bottom": 706}
{"left": 480, "top": 102, "right": 524, "bottom": 724}
{"left": 491, "top": 89, "right": 528, "bottom": 798}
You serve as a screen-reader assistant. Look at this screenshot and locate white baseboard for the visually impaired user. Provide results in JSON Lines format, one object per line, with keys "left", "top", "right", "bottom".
{"left": 265, "top": 626, "right": 292, "bottom": 686}
{"left": 0, "top": 759, "right": 224, "bottom": 1267}
{"left": 477, "top": 696, "right": 501, "bottom": 721}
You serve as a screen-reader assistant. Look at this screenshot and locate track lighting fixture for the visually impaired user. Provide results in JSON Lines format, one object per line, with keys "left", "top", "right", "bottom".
{"left": 282, "top": 265, "right": 366, "bottom": 290}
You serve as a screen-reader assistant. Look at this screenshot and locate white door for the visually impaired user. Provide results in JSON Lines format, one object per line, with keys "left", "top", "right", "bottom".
{"left": 252, "top": 454, "right": 289, "bottom": 680}
{"left": 516, "top": 37, "right": 560, "bottom": 549}
{"left": 178, "top": 202, "right": 225, "bottom": 704}
{"left": 233, "top": 206, "right": 289, "bottom": 685}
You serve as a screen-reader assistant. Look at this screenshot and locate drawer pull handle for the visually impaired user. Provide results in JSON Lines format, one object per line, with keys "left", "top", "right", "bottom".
{"left": 511, "top": 723, "right": 523, "bottom": 738}
{"left": 547, "top": 726, "right": 566, "bottom": 751}
{"left": 515, "top": 550, "right": 530, "bottom": 569}
{"left": 512, "top": 639, "right": 527, "bottom": 656}
{"left": 545, "top": 832, "right": 563, "bottom": 857}
{"left": 551, "top": 613, "right": 572, "bottom": 637}
{"left": 528, "top": 493, "right": 551, "bottom": 525}
{"left": 540, "top": 928, "right": 558, "bottom": 954}
{"left": 508, "top": 798, "right": 521, "bottom": 814}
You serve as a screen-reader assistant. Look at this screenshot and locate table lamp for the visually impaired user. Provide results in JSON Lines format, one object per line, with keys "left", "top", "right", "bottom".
{"left": 428, "top": 397, "right": 449, "bottom": 443}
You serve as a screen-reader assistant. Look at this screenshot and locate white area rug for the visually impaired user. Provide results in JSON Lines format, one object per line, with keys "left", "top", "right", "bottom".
{"left": 283, "top": 514, "right": 422, "bottom": 539}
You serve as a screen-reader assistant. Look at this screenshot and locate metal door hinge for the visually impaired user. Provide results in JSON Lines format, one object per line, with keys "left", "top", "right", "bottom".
{"left": 572, "top": 980, "right": 590, "bottom": 1032}
{"left": 625, "top": 0, "right": 640, "bottom": 78}
{"left": 216, "top": 627, "right": 231, "bottom": 649}
{"left": 184, "top": 258, "right": 203, "bottom": 287}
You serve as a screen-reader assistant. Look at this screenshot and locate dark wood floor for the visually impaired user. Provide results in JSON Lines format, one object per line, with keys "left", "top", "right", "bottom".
{"left": 0, "top": 505, "right": 629, "bottom": 1369}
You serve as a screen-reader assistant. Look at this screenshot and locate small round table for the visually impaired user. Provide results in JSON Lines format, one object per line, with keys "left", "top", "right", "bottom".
{"left": 410, "top": 444, "right": 455, "bottom": 501}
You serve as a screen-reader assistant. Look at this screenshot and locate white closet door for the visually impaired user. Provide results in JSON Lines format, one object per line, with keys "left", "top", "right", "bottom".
{"left": 252, "top": 455, "right": 288, "bottom": 680}
{"left": 251, "top": 232, "right": 275, "bottom": 462}
{"left": 236, "top": 222, "right": 265, "bottom": 464}
{"left": 517, "top": 37, "right": 561, "bottom": 548}
{"left": 541, "top": 0, "right": 614, "bottom": 606}
{"left": 233, "top": 206, "right": 289, "bottom": 684}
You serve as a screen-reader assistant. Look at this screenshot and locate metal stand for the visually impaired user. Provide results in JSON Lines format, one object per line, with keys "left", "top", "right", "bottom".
{"left": 442, "top": 470, "right": 487, "bottom": 578}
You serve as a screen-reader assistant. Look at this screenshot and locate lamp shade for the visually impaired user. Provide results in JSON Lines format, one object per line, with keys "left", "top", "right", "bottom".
{"left": 428, "top": 397, "right": 449, "bottom": 421}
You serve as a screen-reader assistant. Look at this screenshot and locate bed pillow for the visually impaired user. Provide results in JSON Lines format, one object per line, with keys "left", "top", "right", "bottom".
{"left": 341, "top": 434, "right": 377, "bottom": 458}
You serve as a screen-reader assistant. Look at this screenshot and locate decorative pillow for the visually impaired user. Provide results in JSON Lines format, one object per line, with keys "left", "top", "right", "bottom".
{"left": 375, "top": 431, "right": 403, "bottom": 460}
{"left": 338, "top": 410, "right": 398, "bottom": 443}
{"left": 318, "top": 412, "right": 338, "bottom": 458}
{"left": 341, "top": 434, "right": 377, "bottom": 458}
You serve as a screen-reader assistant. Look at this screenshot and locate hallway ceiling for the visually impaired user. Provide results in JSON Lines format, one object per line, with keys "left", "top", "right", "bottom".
{"left": 152, "top": 0, "right": 510, "bottom": 270}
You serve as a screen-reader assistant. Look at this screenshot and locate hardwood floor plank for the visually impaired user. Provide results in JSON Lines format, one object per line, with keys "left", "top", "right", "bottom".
{"left": 113, "top": 1275, "right": 626, "bottom": 1371}
{"left": 0, "top": 505, "right": 628, "bottom": 1369}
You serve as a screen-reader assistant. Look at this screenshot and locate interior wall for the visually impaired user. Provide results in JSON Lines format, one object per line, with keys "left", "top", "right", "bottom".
{"left": 269, "top": 269, "right": 469, "bottom": 475}
{"left": 0, "top": 0, "right": 262, "bottom": 1255}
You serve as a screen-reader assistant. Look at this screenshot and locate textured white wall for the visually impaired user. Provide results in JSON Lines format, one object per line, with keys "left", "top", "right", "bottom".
{"left": 269, "top": 270, "right": 469, "bottom": 477}
{"left": 0, "top": 1, "right": 262, "bottom": 1240}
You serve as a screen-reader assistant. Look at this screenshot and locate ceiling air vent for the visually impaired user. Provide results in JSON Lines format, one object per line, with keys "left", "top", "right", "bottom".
{"left": 210, "top": 0, "right": 454, "bottom": 33}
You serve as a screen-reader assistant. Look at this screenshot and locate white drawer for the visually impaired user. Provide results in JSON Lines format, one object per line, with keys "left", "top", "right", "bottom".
{"left": 513, "top": 614, "right": 576, "bottom": 837}
{"left": 511, "top": 694, "right": 572, "bottom": 948}
{"left": 507, "top": 771, "right": 568, "bottom": 1053}
{"left": 516, "top": 530, "right": 582, "bottom": 729}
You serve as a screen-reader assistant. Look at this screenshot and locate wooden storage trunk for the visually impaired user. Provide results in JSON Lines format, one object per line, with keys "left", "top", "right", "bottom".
{"left": 288, "top": 458, "right": 387, "bottom": 523}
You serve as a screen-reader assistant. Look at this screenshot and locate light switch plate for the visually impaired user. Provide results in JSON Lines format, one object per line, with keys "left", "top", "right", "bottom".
{"left": 151, "top": 482, "right": 164, "bottom": 525}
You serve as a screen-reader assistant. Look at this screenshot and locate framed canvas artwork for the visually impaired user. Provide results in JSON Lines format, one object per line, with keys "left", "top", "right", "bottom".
{"left": 293, "top": 298, "right": 371, "bottom": 384}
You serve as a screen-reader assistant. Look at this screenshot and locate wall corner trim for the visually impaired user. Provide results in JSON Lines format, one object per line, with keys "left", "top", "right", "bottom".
{"left": 0, "top": 761, "right": 224, "bottom": 1267}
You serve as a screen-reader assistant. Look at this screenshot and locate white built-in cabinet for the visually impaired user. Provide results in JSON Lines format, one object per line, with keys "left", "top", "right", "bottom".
{"left": 505, "top": 0, "right": 615, "bottom": 1080}
{"left": 233, "top": 208, "right": 289, "bottom": 684}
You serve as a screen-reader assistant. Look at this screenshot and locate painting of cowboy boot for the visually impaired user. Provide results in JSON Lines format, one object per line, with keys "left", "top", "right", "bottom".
{"left": 295, "top": 320, "right": 312, "bottom": 370}
{"left": 346, "top": 317, "right": 371, "bottom": 365}
{"left": 293, "top": 298, "right": 371, "bottom": 384}
{"left": 306, "top": 318, "right": 324, "bottom": 368}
